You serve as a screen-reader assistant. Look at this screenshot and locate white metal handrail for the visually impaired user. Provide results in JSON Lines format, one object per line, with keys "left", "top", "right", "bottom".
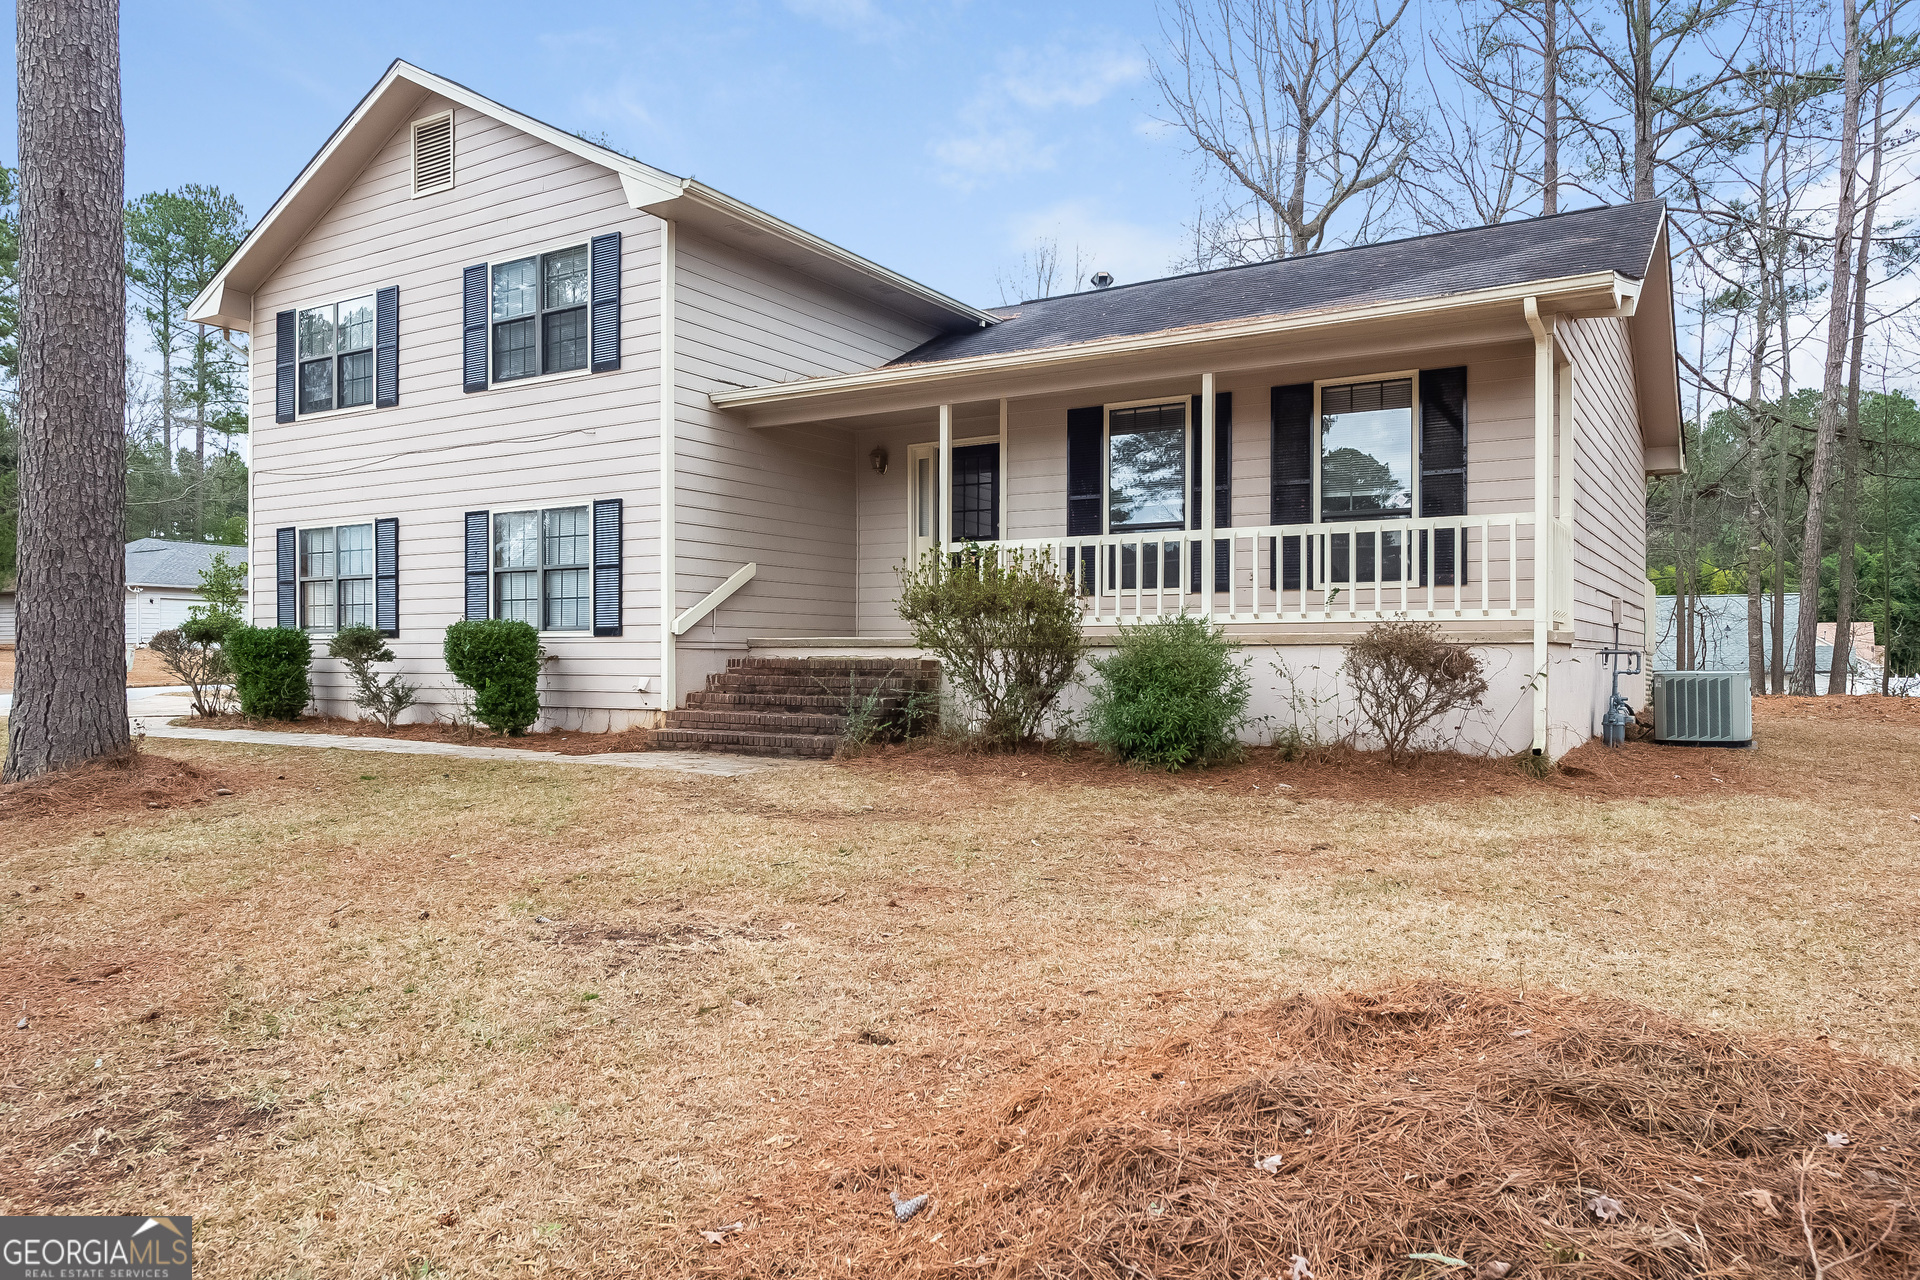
{"left": 996, "top": 514, "right": 1541, "bottom": 626}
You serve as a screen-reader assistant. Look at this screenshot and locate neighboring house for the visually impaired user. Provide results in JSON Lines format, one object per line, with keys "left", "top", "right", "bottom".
{"left": 189, "top": 61, "right": 1683, "bottom": 757}
{"left": 0, "top": 581, "right": 14, "bottom": 646}
{"left": 125, "top": 539, "right": 249, "bottom": 647}
{"left": 1652, "top": 594, "right": 1888, "bottom": 694}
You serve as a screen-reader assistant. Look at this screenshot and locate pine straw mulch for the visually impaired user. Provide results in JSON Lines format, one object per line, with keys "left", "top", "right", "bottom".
{"left": 170, "top": 713, "right": 657, "bottom": 755}
{"left": 1754, "top": 694, "right": 1920, "bottom": 726}
{"left": 0, "top": 750, "right": 239, "bottom": 824}
{"left": 838, "top": 737, "right": 1763, "bottom": 805}
{"left": 707, "top": 981, "right": 1920, "bottom": 1279}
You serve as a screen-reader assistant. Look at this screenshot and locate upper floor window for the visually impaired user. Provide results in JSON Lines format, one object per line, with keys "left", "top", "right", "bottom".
{"left": 1107, "top": 401, "right": 1187, "bottom": 532}
{"left": 297, "top": 296, "right": 375, "bottom": 414}
{"left": 492, "top": 505, "right": 590, "bottom": 631}
{"left": 491, "top": 247, "right": 590, "bottom": 382}
{"left": 1320, "top": 378, "right": 1413, "bottom": 521}
{"left": 299, "top": 522, "right": 373, "bottom": 632}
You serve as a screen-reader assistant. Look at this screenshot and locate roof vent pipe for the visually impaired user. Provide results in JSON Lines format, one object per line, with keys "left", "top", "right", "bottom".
{"left": 1089, "top": 271, "right": 1114, "bottom": 289}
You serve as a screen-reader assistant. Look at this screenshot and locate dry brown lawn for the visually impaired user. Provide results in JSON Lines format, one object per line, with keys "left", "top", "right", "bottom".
{"left": 2, "top": 698, "right": 1918, "bottom": 1276}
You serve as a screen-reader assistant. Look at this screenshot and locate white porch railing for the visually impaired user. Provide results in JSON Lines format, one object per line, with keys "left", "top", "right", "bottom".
{"left": 994, "top": 513, "right": 1563, "bottom": 628}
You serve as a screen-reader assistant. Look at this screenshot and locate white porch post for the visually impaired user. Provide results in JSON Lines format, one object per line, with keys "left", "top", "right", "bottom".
{"left": 1200, "top": 373, "right": 1215, "bottom": 615}
{"left": 1524, "top": 298, "right": 1555, "bottom": 756}
{"left": 658, "top": 219, "right": 679, "bottom": 713}
{"left": 937, "top": 404, "right": 953, "bottom": 553}
{"left": 997, "top": 398, "right": 1009, "bottom": 541}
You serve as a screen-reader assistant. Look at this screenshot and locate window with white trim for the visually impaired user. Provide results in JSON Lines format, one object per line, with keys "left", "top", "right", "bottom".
{"left": 1107, "top": 401, "right": 1187, "bottom": 532}
{"left": 491, "top": 247, "right": 590, "bottom": 382}
{"left": 296, "top": 295, "right": 375, "bottom": 414}
{"left": 1319, "top": 378, "right": 1414, "bottom": 521}
{"left": 492, "top": 506, "right": 590, "bottom": 631}
{"left": 298, "top": 522, "right": 374, "bottom": 632}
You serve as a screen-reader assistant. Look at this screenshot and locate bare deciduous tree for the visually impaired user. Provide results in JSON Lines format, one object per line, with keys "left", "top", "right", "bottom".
{"left": 1152, "top": 0, "right": 1423, "bottom": 265}
{"left": 1429, "top": 0, "right": 1572, "bottom": 223}
{"left": 4, "top": 0, "right": 130, "bottom": 782}
{"left": 994, "top": 237, "right": 1092, "bottom": 306}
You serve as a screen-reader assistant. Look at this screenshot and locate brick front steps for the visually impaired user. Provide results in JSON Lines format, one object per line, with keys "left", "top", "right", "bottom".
{"left": 654, "top": 657, "right": 939, "bottom": 758}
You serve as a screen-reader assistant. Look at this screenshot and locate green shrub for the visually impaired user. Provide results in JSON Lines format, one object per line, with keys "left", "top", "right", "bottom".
{"left": 327, "top": 625, "right": 420, "bottom": 731}
{"left": 1086, "top": 614, "right": 1250, "bottom": 770}
{"left": 443, "top": 619, "right": 541, "bottom": 735}
{"left": 895, "top": 546, "right": 1084, "bottom": 749}
{"left": 225, "top": 626, "right": 313, "bottom": 720}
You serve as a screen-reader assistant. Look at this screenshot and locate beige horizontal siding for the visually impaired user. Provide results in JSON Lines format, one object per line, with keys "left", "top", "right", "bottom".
{"left": 671, "top": 229, "right": 941, "bottom": 648}
{"left": 852, "top": 344, "right": 1544, "bottom": 636}
{"left": 1561, "top": 316, "right": 1651, "bottom": 649}
{"left": 247, "top": 95, "right": 671, "bottom": 728}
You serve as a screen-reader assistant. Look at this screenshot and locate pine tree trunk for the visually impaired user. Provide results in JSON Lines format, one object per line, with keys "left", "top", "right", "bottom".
{"left": 4, "top": 0, "right": 130, "bottom": 782}
{"left": 1826, "top": 78, "right": 1884, "bottom": 695}
{"left": 1631, "top": 0, "right": 1656, "bottom": 201}
{"left": 1791, "top": 0, "right": 1863, "bottom": 694}
{"left": 1542, "top": 0, "right": 1559, "bottom": 216}
{"left": 191, "top": 322, "right": 206, "bottom": 539}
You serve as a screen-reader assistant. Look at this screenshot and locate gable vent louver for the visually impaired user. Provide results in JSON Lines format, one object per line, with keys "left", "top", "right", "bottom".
{"left": 410, "top": 112, "right": 454, "bottom": 196}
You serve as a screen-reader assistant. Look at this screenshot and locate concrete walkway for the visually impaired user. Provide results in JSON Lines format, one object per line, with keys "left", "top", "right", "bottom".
{"left": 119, "top": 689, "right": 803, "bottom": 778}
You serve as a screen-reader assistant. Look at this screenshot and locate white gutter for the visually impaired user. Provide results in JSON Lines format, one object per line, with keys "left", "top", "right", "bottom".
{"left": 1524, "top": 296, "right": 1556, "bottom": 756}
{"left": 710, "top": 271, "right": 1633, "bottom": 415}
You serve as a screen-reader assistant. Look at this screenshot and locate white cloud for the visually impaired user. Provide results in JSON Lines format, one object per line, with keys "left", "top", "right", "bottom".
{"left": 998, "top": 46, "right": 1147, "bottom": 110}
{"left": 783, "top": 0, "right": 905, "bottom": 41}
{"left": 931, "top": 127, "right": 1058, "bottom": 184}
{"left": 929, "top": 41, "right": 1148, "bottom": 189}
{"left": 1007, "top": 200, "right": 1189, "bottom": 292}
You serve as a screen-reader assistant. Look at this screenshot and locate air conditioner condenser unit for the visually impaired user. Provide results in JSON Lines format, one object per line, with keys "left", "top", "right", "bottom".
{"left": 1651, "top": 670, "right": 1753, "bottom": 746}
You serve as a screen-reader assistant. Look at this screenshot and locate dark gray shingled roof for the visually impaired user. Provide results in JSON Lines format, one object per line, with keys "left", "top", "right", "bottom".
{"left": 890, "top": 201, "right": 1665, "bottom": 368}
{"left": 126, "top": 538, "right": 245, "bottom": 589}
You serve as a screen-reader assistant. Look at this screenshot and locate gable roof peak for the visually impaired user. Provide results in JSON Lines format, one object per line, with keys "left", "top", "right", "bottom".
{"left": 189, "top": 60, "right": 993, "bottom": 334}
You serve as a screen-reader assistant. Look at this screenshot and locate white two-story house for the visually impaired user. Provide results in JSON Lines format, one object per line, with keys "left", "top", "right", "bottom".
{"left": 190, "top": 61, "right": 1681, "bottom": 758}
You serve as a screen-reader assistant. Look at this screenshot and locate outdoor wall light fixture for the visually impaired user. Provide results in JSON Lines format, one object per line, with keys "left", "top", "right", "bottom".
{"left": 870, "top": 446, "right": 889, "bottom": 475}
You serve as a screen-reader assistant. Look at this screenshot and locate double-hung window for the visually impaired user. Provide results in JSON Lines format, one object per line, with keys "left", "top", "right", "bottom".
{"left": 1319, "top": 378, "right": 1414, "bottom": 521}
{"left": 1107, "top": 402, "right": 1187, "bottom": 532}
{"left": 491, "top": 247, "right": 590, "bottom": 382}
{"left": 492, "top": 506, "right": 590, "bottom": 631}
{"left": 298, "top": 523, "right": 374, "bottom": 632}
{"left": 296, "top": 296, "right": 375, "bottom": 414}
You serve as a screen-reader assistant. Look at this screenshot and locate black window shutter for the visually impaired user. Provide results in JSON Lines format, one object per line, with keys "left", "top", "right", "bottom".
{"left": 275, "top": 527, "right": 297, "bottom": 627}
{"left": 462, "top": 264, "right": 489, "bottom": 393}
{"left": 1419, "top": 367, "right": 1468, "bottom": 587}
{"left": 374, "top": 286, "right": 400, "bottom": 408}
{"left": 464, "top": 510, "right": 490, "bottom": 619}
{"left": 589, "top": 232, "right": 621, "bottom": 373}
{"left": 374, "top": 517, "right": 399, "bottom": 637}
{"left": 592, "top": 498, "right": 622, "bottom": 636}
{"left": 1066, "top": 406, "right": 1103, "bottom": 536}
{"left": 1271, "top": 383, "right": 1314, "bottom": 590}
{"left": 1214, "top": 391, "right": 1233, "bottom": 592}
{"left": 274, "top": 311, "right": 296, "bottom": 423}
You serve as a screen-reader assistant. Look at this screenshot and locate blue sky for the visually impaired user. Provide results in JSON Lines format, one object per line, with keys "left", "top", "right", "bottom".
{"left": 8, "top": 0, "right": 1203, "bottom": 308}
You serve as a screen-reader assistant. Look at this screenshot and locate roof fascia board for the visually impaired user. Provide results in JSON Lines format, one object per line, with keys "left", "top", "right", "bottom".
{"left": 711, "top": 271, "right": 1629, "bottom": 420}
{"left": 1626, "top": 217, "right": 1684, "bottom": 464}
